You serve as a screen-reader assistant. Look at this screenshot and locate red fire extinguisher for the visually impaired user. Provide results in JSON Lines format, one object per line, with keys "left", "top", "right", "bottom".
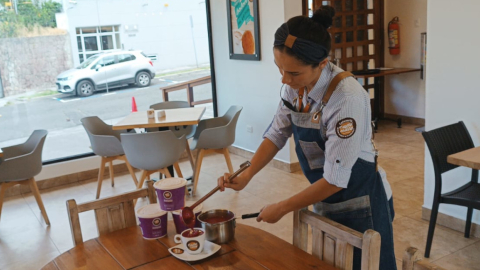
{"left": 388, "top": 17, "right": 400, "bottom": 55}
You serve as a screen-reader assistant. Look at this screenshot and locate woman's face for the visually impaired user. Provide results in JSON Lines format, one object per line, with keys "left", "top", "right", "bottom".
{"left": 273, "top": 48, "right": 327, "bottom": 90}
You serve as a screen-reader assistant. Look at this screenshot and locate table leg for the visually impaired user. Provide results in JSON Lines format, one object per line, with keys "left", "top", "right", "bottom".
{"left": 156, "top": 127, "right": 175, "bottom": 178}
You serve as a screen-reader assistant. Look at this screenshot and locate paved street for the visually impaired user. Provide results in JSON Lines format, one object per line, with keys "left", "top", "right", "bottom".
{"left": 0, "top": 69, "right": 213, "bottom": 160}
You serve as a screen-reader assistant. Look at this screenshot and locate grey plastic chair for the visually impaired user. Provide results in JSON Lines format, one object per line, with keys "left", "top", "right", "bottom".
{"left": 0, "top": 130, "right": 50, "bottom": 225}
{"left": 190, "top": 105, "right": 243, "bottom": 195}
{"left": 81, "top": 116, "right": 139, "bottom": 199}
{"left": 149, "top": 101, "right": 197, "bottom": 169}
{"left": 121, "top": 130, "right": 187, "bottom": 192}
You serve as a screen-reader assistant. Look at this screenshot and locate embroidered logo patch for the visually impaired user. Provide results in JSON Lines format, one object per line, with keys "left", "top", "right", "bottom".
{"left": 336, "top": 118, "right": 356, "bottom": 139}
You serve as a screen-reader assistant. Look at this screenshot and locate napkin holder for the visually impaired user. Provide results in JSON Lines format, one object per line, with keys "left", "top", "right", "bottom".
{"left": 157, "top": 110, "right": 166, "bottom": 119}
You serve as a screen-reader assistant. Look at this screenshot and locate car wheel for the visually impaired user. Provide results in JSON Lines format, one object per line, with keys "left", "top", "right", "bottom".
{"left": 76, "top": 80, "right": 94, "bottom": 97}
{"left": 136, "top": 72, "right": 151, "bottom": 87}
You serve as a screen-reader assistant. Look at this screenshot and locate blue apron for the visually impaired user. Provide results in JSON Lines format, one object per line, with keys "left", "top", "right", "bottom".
{"left": 290, "top": 90, "right": 396, "bottom": 269}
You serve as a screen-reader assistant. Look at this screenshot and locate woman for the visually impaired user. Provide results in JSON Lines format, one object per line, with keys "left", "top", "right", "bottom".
{"left": 217, "top": 6, "right": 396, "bottom": 269}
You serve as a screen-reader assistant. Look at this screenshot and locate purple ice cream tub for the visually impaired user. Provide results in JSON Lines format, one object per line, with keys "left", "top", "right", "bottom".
{"left": 172, "top": 203, "right": 203, "bottom": 234}
{"left": 154, "top": 178, "right": 187, "bottom": 211}
{"left": 136, "top": 204, "right": 168, "bottom": 239}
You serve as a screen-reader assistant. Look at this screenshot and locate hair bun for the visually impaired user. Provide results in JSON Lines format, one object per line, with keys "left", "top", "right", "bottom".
{"left": 311, "top": 6, "right": 335, "bottom": 29}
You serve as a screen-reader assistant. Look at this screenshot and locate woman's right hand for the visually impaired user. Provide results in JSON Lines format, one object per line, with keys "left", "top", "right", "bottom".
{"left": 217, "top": 172, "right": 251, "bottom": 191}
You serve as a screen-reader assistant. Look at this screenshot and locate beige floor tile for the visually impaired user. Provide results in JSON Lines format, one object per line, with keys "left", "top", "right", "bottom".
{"left": 0, "top": 226, "right": 59, "bottom": 269}
{"left": 431, "top": 241, "right": 480, "bottom": 270}
{"left": 2, "top": 250, "right": 60, "bottom": 270}
{"left": 376, "top": 141, "right": 425, "bottom": 162}
{"left": 79, "top": 171, "right": 140, "bottom": 199}
{"left": 391, "top": 180, "right": 424, "bottom": 217}
{"left": 378, "top": 158, "right": 424, "bottom": 184}
{"left": 0, "top": 195, "right": 48, "bottom": 239}
{"left": 393, "top": 216, "right": 480, "bottom": 261}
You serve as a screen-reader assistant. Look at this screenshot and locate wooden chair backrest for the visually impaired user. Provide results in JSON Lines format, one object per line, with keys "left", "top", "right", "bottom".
{"left": 402, "top": 247, "right": 447, "bottom": 270}
{"left": 293, "top": 208, "right": 381, "bottom": 270}
{"left": 67, "top": 180, "right": 157, "bottom": 246}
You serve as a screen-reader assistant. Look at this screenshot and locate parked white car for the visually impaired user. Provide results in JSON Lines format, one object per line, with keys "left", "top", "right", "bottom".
{"left": 56, "top": 51, "right": 156, "bottom": 97}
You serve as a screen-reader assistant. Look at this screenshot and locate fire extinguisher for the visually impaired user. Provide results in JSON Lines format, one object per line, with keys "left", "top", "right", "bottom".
{"left": 388, "top": 17, "right": 400, "bottom": 55}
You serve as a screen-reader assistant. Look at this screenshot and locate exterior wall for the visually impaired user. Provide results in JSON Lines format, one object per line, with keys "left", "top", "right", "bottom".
{"left": 0, "top": 34, "right": 73, "bottom": 97}
{"left": 59, "top": 0, "right": 209, "bottom": 71}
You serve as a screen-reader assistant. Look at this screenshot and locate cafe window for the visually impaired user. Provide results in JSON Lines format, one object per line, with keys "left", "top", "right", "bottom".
{"left": 76, "top": 25, "right": 121, "bottom": 63}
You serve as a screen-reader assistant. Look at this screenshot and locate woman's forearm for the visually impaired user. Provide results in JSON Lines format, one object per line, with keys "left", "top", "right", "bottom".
{"left": 279, "top": 178, "right": 342, "bottom": 214}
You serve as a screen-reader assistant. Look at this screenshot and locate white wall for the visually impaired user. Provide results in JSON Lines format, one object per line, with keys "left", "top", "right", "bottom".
{"left": 210, "top": 0, "right": 302, "bottom": 163}
{"left": 425, "top": 0, "right": 480, "bottom": 225}
{"left": 384, "top": 0, "right": 427, "bottom": 119}
{"left": 60, "top": 0, "right": 209, "bottom": 70}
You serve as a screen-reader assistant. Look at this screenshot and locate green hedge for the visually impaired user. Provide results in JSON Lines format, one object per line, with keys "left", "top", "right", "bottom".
{"left": 0, "top": 0, "right": 62, "bottom": 38}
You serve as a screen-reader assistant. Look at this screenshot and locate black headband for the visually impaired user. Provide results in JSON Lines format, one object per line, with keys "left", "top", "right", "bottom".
{"left": 274, "top": 23, "right": 329, "bottom": 64}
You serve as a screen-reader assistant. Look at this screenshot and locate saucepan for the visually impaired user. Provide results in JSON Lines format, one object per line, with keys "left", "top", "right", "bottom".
{"left": 197, "top": 209, "right": 259, "bottom": 244}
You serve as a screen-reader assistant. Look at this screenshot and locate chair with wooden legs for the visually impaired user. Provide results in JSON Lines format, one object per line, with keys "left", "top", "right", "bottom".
{"left": 120, "top": 130, "right": 186, "bottom": 191}
{"left": 81, "top": 116, "right": 139, "bottom": 199}
{"left": 149, "top": 101, "right": 197, "bottom": 171}
{"left": 293, "top": 208, "right": 381, "bottom": 270}
{"left": 189, "top": 105, "right": 242, "bottom": 195}
{"left": 402, "top": 247, "right": 447, "bottom": 270}
{"left": 66, "top": 180, "right": 157, "bottom": 246}
{"left": 0, "top": 130, "right": 50, "bottom": 225}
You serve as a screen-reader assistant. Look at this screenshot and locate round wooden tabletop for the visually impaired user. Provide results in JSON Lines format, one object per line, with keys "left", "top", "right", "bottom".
{"left": 42, "top": 221, "right": 339, "bottom": 270}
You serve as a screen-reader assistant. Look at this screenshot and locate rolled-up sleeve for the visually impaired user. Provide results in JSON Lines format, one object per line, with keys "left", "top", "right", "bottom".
{"left": 323, "top": 92, "right": 367, "bottom": 188}
{"left": 263, "top": 100, "right": 293, "bottom": 150}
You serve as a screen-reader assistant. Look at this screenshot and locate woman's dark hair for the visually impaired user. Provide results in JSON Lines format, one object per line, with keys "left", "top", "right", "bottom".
{"left": 274, "top": 6, "right": 335, "bottom": 67}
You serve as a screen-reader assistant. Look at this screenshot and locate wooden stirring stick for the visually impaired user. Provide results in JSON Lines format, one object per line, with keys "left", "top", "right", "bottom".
{"left": 181, "top": 161, "right": 251, "bottom": 227}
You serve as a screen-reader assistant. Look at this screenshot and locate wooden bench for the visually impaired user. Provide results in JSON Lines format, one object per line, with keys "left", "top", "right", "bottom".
{"left": 160, "top": 75, "right": 212, "bottom": 107}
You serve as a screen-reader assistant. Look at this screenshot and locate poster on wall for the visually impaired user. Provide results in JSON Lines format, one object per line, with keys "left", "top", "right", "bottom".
{"left": 227, "top": 0, "right": 261, "bottom": 61}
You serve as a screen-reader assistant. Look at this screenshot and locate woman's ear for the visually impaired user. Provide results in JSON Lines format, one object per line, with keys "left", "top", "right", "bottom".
{"left": 319, "top": 58, "right": 329, "bottom": 69}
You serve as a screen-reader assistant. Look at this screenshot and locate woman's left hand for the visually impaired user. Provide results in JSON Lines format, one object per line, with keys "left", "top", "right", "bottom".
{"left": 256, "top": 202, "right": 287, "bottom": 223}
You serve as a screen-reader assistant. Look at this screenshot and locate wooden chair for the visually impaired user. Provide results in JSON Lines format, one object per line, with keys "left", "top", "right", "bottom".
{"left": 293, "top": 208, "right": 381, "bottom": 270}
{"left": 66, "top": 180, "right": 157, "bottom": 246}
{"left": 402, "top": 247, "right": 447, "bottom": 270}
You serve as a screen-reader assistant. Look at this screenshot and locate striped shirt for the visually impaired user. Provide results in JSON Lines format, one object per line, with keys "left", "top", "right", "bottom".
{"left": 263, "top": 62, "right": 392, "bottom": 199}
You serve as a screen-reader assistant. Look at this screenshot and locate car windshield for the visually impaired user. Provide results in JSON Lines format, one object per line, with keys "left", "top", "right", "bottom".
{"left": 77, "top": 55, "right": 100, "bottom": 69}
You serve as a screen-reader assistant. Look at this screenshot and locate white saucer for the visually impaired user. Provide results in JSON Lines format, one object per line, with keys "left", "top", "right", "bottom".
{"left": 168, "top": 240, "right": 221, "bottom": 261}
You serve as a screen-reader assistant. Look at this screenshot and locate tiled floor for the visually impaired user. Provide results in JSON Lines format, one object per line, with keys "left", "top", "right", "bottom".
{"left": 1, "top": 121, "right": 479, "bottom": 269}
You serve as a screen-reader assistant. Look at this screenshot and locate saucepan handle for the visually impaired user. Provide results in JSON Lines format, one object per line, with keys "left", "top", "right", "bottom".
{"left": 241, "top": 212, "right": 260, "bottom": 219}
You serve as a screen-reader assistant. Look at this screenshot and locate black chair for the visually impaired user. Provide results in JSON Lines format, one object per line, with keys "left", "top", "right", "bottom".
{"left": 422, "top": 121, "right": 480, "bottom": 258}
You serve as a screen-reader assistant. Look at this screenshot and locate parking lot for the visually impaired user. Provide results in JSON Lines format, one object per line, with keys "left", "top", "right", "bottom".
{"left": 0, "top": 69, "right": 213, "bottom": 160}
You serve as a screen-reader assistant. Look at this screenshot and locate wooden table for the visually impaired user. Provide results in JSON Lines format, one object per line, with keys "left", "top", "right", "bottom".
{"left": 112, "top": 107, "right": 206, "bottom": 130}
{"left": 42, "top": 221, "right": 339, "bottom": 270}
{"left": 355, "top": 68, "right": 421, "bottom": 130}
{"left": 447, "top": 147, "right": 480, "bottom": 170}
{"left": 113, "top": 107, "right": 205, "bottom": 178}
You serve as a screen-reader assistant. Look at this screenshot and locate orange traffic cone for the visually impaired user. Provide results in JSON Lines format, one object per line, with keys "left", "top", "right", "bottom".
{"left": 131, "top": 97, "right": 138, "bottom": 112}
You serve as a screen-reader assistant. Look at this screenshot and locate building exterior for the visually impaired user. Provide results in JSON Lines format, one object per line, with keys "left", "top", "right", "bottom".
{"left": 55, "top": 0, "right": 210, "bottom": 71}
